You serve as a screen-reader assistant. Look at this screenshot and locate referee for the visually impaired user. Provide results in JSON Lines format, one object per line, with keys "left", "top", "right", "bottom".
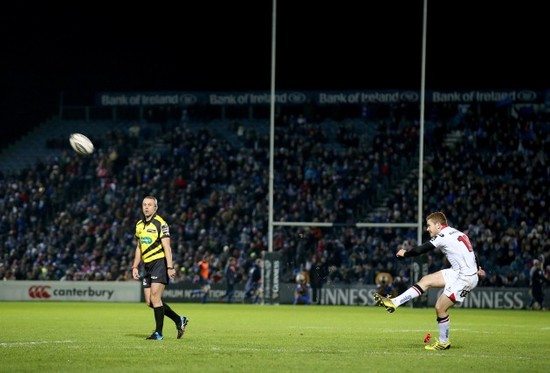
{"left": 131, "top": 195, "right": 189, "bottom": 340}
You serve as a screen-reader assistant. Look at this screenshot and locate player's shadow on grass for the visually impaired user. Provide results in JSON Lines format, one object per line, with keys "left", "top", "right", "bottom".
{"left": 129, "top": 334, "right": 150, "bottom": 339}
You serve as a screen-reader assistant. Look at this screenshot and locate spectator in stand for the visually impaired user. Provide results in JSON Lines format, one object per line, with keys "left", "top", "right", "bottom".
{"left": 244, "top": 258, "right": 262, "bottom": 304}
{"left": 309, "top": 255, "right": 328, "bottom": 304}
{"left": 220, "top": 256, "right": 237, "bottom": 303}
{"left": 191, "top": 252, "right": 211, "bottom": 303}
{"left": 375, "top": 272, "right": 395, "bottom": 298}
{"left": 294, "top": 271, "right": 311, "bottom": 305}
{"left": 527, "top": 258, "right": 549, "bottom": 310}
{"left": 392, "top": 274, "right": 409, "bottom": 295}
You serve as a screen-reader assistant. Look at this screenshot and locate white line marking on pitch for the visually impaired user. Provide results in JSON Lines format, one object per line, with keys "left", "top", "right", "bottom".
{"left": 0, "top": 340, "right": 74, "bottom": 347}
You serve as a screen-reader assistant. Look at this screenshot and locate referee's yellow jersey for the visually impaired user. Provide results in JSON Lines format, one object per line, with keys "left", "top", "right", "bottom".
{"left": 135, "top": 214, "right": 170, "bottom": 263}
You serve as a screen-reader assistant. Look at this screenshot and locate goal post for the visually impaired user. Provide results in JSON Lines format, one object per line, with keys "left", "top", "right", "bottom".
{"left": 263, "top": 0, "right": 429, "bottom": 308}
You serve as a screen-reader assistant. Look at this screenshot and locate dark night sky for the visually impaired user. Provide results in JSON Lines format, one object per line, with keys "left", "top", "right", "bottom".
{"left": 2, "top": 1, "right": 549, "bottom": 145}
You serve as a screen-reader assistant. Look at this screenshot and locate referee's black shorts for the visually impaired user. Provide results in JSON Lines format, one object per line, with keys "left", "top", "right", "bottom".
{"left": 142, "top": 259, "right": 168, "bottom": 287}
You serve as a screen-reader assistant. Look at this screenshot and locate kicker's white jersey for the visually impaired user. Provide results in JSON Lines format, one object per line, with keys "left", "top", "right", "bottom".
{"left": 430, "top": 226, "right": 478, "bottom": 276}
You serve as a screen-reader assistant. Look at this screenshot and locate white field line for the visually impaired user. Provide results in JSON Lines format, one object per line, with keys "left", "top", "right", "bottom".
{"left": 200, "top": 346, "right": 523, "bottom": 360}
{"left": 0, "top": 340, "right": 74, "bottom": 347}
{"left": 287, "top": 326, "right": 475, "bottom": 333}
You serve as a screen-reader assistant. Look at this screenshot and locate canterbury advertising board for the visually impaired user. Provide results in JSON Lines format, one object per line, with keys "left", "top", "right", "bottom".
{"left": 0, "top": 281, "right": 141, "bottom": 302}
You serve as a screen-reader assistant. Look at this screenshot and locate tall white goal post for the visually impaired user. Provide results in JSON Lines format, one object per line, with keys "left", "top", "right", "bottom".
{"left": 262, "top": 0, "right": 430, "bottom": 305}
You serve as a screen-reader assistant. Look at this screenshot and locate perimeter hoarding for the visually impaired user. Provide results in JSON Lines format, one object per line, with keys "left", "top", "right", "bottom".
{"left": 0, "top": 281, "right": 141, "bottom": 302}
{"left": 0, "top": 281, "right": 544, "bottom": 310}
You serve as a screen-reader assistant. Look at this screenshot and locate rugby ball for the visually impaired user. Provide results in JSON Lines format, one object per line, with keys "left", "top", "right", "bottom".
{"left": 69, "top": 133, "right": 94, "bottom": 155}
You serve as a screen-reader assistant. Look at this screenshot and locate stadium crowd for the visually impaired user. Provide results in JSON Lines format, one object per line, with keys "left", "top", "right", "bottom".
{"left": 0, "top": 103, "right": 548, "bottom": 297}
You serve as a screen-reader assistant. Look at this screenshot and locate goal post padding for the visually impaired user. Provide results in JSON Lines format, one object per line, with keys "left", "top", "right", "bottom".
{"left": 262, "top": 251, "right": 281, "bottom": 305}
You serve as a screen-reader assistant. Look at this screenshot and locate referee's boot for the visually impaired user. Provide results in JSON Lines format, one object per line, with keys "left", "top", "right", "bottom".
{"left": 146, "top": 331, "right": 163, "bottom": 340}
{"left": 177, "top": 316, "right": 189, "bottom": 339}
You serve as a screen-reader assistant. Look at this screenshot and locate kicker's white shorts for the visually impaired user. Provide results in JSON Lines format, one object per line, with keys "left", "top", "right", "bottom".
{"left": 441, "top": 268, "right": 479, "bottom": 303}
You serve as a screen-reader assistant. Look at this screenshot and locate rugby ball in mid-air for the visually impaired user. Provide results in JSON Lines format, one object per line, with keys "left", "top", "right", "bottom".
{"left": 69, "top": 133, "right": 94, "bottom": 155}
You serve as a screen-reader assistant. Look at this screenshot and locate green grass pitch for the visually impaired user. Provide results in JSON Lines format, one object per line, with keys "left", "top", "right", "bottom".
{"left": 0, "top": 302, "right": 548, "bottom": 372}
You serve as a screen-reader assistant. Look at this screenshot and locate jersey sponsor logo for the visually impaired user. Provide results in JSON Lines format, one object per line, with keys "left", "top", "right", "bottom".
{"left": 141, "top": 237, "right": 153, "bottom": 244}
{"left": 28, "top": 285, "right": 51, "bottom": 299}
{"left": 146, "top": 228, "right": 157, "bottom": 233}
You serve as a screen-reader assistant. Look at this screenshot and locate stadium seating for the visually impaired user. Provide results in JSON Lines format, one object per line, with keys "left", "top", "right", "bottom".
{"left": 0, "top": 110, "right": 548, "bottom": 289}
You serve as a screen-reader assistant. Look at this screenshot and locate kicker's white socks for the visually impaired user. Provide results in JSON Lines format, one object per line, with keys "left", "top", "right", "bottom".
{"left": 392, "top": 285, "right": 423, "bottom": 306}
{"left": 437, "top": 315, "right": 450, "bottom": 343}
